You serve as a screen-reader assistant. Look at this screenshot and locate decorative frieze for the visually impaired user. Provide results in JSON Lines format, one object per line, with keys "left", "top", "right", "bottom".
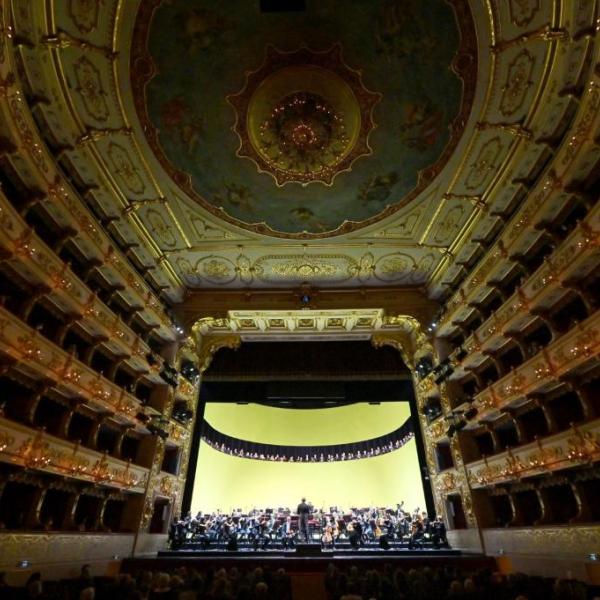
{"left": 0, "top": 416, "right": 148, "bottom": 492}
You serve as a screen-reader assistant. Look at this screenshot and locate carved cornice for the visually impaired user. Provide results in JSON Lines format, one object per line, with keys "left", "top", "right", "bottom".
{"left": 177, "top": 287, "right": 438, "bottom": 329}
{"left": 370, "top": 317, "right": 432, "bottom": 369}
{"left": 195, "top": 335, "right": 242, "bottom": 374}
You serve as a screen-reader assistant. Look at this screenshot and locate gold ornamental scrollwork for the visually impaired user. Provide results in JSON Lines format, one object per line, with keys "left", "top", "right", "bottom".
{"left": 371, "top": 315, "right": 431, "bottom": 369}
{"left": 567, "top": 426, "right": 600, "bottom": 463}
{"left": 193, "top": 334, "right": 242, "bottom": 374}
{"left": 371, "top": 331, "right": 415, "bottom": 369}
{"left": 436, "top": 471, "right": 457, "bottom": 494}
{"left": 429, "top": 419, "right": 447, "bottom": 440}
{"left": 0, "top": 429, "right": 15, "bottom": 452}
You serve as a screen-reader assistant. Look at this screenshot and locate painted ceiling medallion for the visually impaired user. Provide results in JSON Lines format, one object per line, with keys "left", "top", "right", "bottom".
{"left": 228, "top": 45, "right": 381, "bottom": 187}
{"left": 132, "top": 0, "right": 477, "bottom": 237}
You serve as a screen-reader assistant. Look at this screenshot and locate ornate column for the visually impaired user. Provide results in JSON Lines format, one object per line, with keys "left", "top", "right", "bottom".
{"left": 22, "top": 379, "right": 53, "bottom": 424}
{"left": 569, "top": 480, "right": 594, "bottom": 523}
{"left": 528, "top": 394, "right": 558, "bottom": 434}
{"left": 86, "top": 413, "right": 109, "bottom": 451}
{"left": 62, "top": 490, "right": 81, "bottom": 530}
{"left": 484, "top": 424, "right": 502, "bottom": 454}
{"left": 503, "top": 408, "right": 527, "bottom": 444}
{"left": 57, "top": 397, "right": 83, "bottom": 440}
{"left": 113, "top": 424, "right": 133, "bottom": 459}
{"left": 54, "top": 315, "right": 83, "bottom": 348}
{"left": 483, "top": 350, "right": 506, "bottom": 378}
{"left": 170, "top": 334, "right": 241, "bottom": 520}
{"left": 371, "top": 320, "right": 481, "bottom": 533}
{"left": 507, "top": 492, "right": 525, "bottom": 526}
{"left": 19, "top": 284, "right": 50, "bottom": 321}
{"left": 26, "top": 484, "right": 47, "bottom": 530}
{"left": 533, "top": 486, "right": 554, "bottom": 525}
{"left": 560, "top": 376, "right": 595, "bottom": 420}
{"left": 81, "top": 335, "right": 109, "bottom": 366}
{"left": 95, "top": 496, "right": 109, "bottom": 531}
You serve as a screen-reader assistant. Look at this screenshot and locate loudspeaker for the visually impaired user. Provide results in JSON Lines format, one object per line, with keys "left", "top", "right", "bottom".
{"left": 379, "top": 535, "right": 390, "bottom": 550}
{"left": 295, "top": 543, "right": 321, "bottom": 556}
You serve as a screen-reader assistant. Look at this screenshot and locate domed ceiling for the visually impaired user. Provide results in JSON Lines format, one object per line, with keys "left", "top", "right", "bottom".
{"left": 132, "top": 0, "right": 475, "bottom": 236}
{"left": 5, "top": 0, "right": 592, "bottom": 296}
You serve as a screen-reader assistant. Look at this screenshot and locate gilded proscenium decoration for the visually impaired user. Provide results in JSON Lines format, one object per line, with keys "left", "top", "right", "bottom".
{"left": 228, "top": 45, "right": 380, "bottom": 186}
{"left": 191, "top": 334, "right": 242, "bottom": 374}
{"left": 194, "top": 309, "right": 386, "bottom": 339}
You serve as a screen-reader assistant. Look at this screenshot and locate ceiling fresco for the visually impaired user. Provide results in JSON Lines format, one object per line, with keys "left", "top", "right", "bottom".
{"left": 132, "top": 0, "right": 475, "bottom": 236}
{"left": 3, "top": 0, "right": 595, "bottom": 296}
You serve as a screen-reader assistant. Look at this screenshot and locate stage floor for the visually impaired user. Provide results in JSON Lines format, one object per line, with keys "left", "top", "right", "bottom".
{"left": 124, "top": 551, "right": 494, "bottom": 575}
{"left": 164, "top": 537, "right": 458, "bottom": 557}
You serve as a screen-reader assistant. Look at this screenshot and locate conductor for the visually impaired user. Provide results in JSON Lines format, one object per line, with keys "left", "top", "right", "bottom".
{"left": 297, "top": 497, "right": 311, "bottom": 542}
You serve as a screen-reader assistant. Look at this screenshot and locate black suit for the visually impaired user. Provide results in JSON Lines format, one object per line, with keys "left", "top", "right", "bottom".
{"left": 297, "top": 502, "right": 311, "bottom": 541}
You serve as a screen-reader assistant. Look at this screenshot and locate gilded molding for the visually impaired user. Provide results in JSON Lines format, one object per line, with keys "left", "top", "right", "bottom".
{"left": 195, "top": 335, "right": 242, "bottom": 374}
{"left": 42, "top": 29, "right": 118, "bottom": 60}
{"left": 491, "top": 25, "right": 569, "bottom": 54}
{"left": 483, "top": 525, "right": 600, "bottom": 557}
{"left": 0, "top": 416, "right": 148, "bottom": 492}
{"left": 0, "top": 533, "right": 135, "bottom": 569}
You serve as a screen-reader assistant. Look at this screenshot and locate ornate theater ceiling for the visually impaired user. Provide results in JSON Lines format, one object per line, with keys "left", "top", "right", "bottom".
{"left": 3, "top": 0, "right": 596, "bottom": 299}
{"left": 132, "top": 0, "right": 471, "bottom": 236}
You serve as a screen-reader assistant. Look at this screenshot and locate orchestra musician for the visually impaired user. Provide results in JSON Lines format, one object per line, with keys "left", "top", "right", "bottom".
{"left": 297, "top": 497, "right": 312, "bottom": 542}
{"left": 408, "top": 513, "right": 425, "bottom": 549}
{"left": 431, "top": 515, "right": 448, "bottom": 548}
{"left": 168, "top": 504, "right": 449, "bottom": 553}
{"left": 279, "top": 516, "right": 296, "bottom": 549}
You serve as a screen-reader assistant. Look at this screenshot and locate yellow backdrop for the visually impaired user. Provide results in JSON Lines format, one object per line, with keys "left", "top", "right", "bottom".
{"left": 191, "top": 438, "right": 426, "bottom": 514}
{"left": 203, "top": 402, "right": 412, "bottom": 445}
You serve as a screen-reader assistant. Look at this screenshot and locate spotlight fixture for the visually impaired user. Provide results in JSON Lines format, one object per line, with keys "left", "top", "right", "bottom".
{"left": 172, "top": 402, "right": 194, "bottom": 424}
{"left": 180, "top": 359, "right": 200, "bottom": 384}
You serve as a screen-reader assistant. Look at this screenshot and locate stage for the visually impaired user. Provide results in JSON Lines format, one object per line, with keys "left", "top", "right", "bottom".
{"left": 124, "top": 548, "right": 493, "bottom": 575}
{"left": 161, "top": 538, "right": 461, "bottom": 558}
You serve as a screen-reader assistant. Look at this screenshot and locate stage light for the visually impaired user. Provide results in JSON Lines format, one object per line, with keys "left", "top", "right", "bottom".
{"left": 180, "top": 359, "right": 200, "bottom": 384}
{"left": 172, "top": 402, "right": 194, "bottom": 424}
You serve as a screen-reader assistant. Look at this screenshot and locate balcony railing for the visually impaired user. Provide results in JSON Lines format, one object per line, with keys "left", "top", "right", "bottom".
{"left": 0, "top": 415, "right": 148, "bottom": 492}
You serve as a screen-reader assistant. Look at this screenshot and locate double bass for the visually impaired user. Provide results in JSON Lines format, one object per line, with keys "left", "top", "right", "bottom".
{"left": 321, "top": 523, "right": 336, "bottom": 546}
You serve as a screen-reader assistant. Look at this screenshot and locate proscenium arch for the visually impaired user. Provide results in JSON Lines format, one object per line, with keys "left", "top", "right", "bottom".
{"left": 179, "top": 311, "right": 437, "bottom": 516}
